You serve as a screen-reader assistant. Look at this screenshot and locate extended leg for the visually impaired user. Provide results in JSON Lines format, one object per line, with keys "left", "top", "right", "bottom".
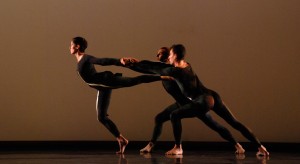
{"left": 212, "top": 91, "right": 269, "bottom": 156}
{"left": 198, "top": 113, "right": 245, "bottom": 154}
{"left": 111, "top": 75, "right": 162, "bottom": 88}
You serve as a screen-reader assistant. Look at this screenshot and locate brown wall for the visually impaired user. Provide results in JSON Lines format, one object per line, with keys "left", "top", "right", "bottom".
{"left": 0, "top": 0, "right": 299, "bottom": 142}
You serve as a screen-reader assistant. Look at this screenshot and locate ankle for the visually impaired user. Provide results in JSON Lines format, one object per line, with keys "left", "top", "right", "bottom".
{"left": 175, "top": 144, "right": 182, "bottom": 149}
{"left": 235, "top": 143, "right": 245, "bottom": 154}
{"left": 117, "top": 135, "right": 127, "bottom": 142}
{"left": 149, "top": 142, "right": 155, "bottom": 147}
{"left": 257, "top": 145, "right": 269, "bottom": 156}
{"left": 236, "top": 143, "right": 241, "bottom": 146}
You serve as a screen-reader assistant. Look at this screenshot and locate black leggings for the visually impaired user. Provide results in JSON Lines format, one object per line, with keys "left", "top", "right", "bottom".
{"left": 211, "top": 90, "right": 262, "bottom": 148}
{"left": 96, "top": 89, "right": 121, "bottom": 137}
{"left": 151, "top": 99, "right": 237, "bottom": 146}
{"left": 89, "top": 74, "right": 161, "bottom": 89}
{"left": 93, "top": 75, "right": 162, "bottom": 137}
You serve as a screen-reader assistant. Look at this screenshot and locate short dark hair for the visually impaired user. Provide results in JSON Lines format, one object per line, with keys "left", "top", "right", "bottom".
{"left": 158, "top": 47, "right": 169, "bottom": 62}
{"left": 170, "top": 44, "right": 186, "bottom": 60}
{"left": 72, "top": 37, "right": 88, "bottom": 52}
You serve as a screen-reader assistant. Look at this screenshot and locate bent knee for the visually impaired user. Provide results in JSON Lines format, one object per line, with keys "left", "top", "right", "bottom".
{"left": 97, "top": 116, "right": 108, "bottom": 124}
{"left": 154, "top": 114, "right": 167, "bottom": 124}
{"left": 206, "top": 95, "right": 214, "bottom": 109}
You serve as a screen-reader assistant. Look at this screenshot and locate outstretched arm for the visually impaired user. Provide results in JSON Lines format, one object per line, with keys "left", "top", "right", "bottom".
{"left": 121, "top": 57, "right": 172, "bottom": 75}
{"left": 90, "top": 56, "right": 123, "bottom": 66}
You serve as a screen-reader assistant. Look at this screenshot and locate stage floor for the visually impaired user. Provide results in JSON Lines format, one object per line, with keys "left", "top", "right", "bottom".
{"left": 0, "top": 150, "right": 299, "bottom": 164}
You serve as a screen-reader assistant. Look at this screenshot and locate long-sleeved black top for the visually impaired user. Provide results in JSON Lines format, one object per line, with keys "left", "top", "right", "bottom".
{"left": 77, "top": 54, "right": 123, "bottom": 84}
{"left": 77, "top": 55, "right": 162, "bottom": 89}
{"left": 129, "top": 60, "right": 208, "bottom": 101}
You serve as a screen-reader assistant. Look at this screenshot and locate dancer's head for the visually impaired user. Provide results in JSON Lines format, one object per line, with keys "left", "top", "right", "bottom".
{"left": 156, "top": 47, "right": 169, "bottom": 63}
{"left": 70, "top": 37, "right": 88, "bottom": 54}
{"left": 169, "top": 44, "right": 186, "bottom": 65}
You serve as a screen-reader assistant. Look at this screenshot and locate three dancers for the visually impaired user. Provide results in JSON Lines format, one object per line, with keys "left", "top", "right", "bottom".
{"left": 70, "top": 36, "right": 269, "bottom": 156}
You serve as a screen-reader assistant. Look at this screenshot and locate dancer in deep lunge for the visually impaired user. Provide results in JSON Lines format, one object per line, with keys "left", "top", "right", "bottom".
{"left": 69, "top": 37, "right": 172, "bottom": 154}
{"left": 122, "top": 45, "right": 269, "bottom": 156}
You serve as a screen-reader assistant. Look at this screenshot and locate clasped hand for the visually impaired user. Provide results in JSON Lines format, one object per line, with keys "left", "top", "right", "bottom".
{"left": 120, "top": 57, "right": 139, "bottom": 66}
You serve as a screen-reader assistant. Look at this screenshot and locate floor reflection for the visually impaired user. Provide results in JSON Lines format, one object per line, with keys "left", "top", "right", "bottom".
{"left": 0, "top": 150, "right": 298, "bottom": 164}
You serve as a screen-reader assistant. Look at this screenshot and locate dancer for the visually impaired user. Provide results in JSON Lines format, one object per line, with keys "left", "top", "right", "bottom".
{"left": 122, "top": 45, "right": 269, "bottom": 156}
{"left": 69, "top": 36, "right": 172, "bottom": 154}
{"left": 151, "top": 47, "right": 268, "bottom": 156}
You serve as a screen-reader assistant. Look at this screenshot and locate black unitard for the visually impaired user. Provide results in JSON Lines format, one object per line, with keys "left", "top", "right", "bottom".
{"left": 128, "top": 61, "right": 238, "bottom": 146}
{"left": 77, "top": 55, "right": 161, "bottom": 89}
{"left": 210, "top": 90, "right": 261, "bottom": 147}
{"left": 77, "top": 55, "right": 162, "bottom": 137}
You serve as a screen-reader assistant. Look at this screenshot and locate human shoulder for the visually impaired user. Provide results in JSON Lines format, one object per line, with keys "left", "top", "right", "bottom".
{"left": 84, "top": 54, "right": 93, "bottom": 58}
{"left": 84, "top": 54, "right": 98, "bottom": 61}
{"left": 171, "top": 63, "right": 194, "bottom": 75}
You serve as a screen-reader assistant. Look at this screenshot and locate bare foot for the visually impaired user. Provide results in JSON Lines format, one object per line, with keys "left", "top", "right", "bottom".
{"left": 235, "top": 143, "right": 245, "bottom": 154}
{"left": 116, "top": 135, "right": 129, "bottom": 154}
{"left": 256, "top": 145, "right": 270, "bottom": 156}
{"left": 165, "top": 144, "right": 183, "bottom": 155}
{"left": 140, "top": 142, "right": 154, "bottom": 153}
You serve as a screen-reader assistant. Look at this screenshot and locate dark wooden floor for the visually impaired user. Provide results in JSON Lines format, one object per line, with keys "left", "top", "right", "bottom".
{"left": 0, "top": 141, "right": 299, "bottom": 163}
{"left": 0, "top": 150, "right": 299, "bottom": 163}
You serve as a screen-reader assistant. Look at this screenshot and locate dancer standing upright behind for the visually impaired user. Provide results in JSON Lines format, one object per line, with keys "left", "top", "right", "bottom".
{"left": 69, "top": 36, "right": 172, "bottom": 154}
